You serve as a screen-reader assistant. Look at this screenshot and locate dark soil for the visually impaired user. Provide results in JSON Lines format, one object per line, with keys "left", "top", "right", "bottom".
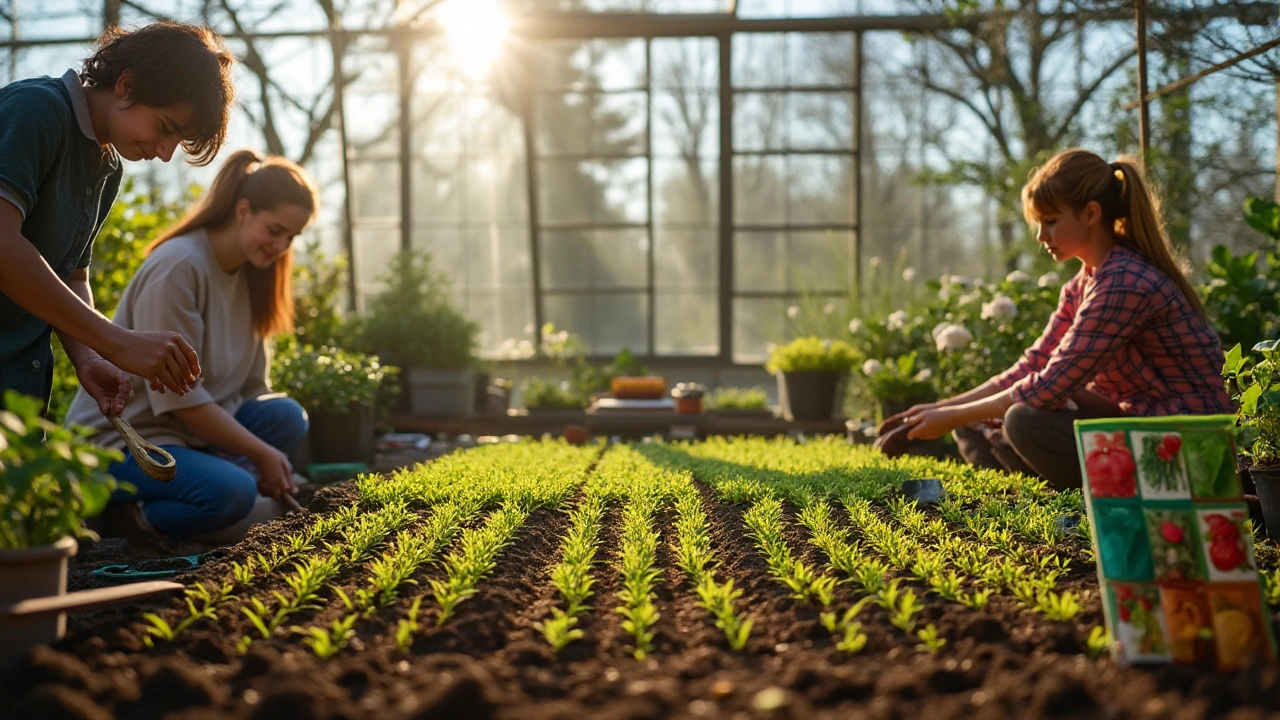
{"left": 6, "top": 478, "right": 1280, "bottom": 720}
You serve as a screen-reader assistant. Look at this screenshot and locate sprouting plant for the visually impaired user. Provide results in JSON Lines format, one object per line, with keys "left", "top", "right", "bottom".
{"left": 929, "top": 571, "right": 964, "bottom": 602}
{"left": 853, "top": 560, "right": 887, "bottom": 594}
{"left": 889, "top": 589, "right": 923, "bottom": 632}
{"left": 959, "top": 589, "right": 992, "bottom": 610}
{"left": 1037, "top": 590, "right": 1081, "bottom": 622}
{"left": 836, "top": 622, "right": 867, "bottom": 653}
{"left": 916, "top": 623, "right": 946, "bottom": 654}
{"left": 534, "top": 609, "right": 585, "bottom": 651}
{"left": 820, "top": 597, "right": 872, "bottom": 635}
{"left": 1086, "top": 625, "right": 1112, "bottom": 659}
{"left": 297, "top": 614, "right": 358, "bottom": 659}
{"left": 396, "top": 597, "right": 422, "bottom": 653}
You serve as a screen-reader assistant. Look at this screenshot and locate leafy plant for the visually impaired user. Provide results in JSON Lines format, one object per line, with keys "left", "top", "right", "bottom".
{"left": 522, "top": 377, "right": 583, "bottom": 410}
{"left": 1223, "top": 341, "right": 1280, "bottom": 464}
{"left": 765, "top": 336, "right": 859, "bottom": 375}
{"left": 271, "top": 341, "right": 398, "bottom": 415}
{"left": 0, "top": 391, "right": 125, "bottom": 548}
{"left": 349, "top": 250, "right": 478, "bottom": 370}
{"left": 707, "top": 386, "right": 769, "bottom": 411}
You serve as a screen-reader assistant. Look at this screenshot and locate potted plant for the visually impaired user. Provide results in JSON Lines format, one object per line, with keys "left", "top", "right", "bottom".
{"left": 671, "top": 383, "right": 706, "bottom": 415}
{"left": 765, "top": 337, "right": 858, "bottom": 422}
{"left": 0, "top": 390, "right": 124, "bottom": 665}
{"left": 351, "top": 251, "right": 479, "bottom": 417}
{"left": 859, "top": 351, "right": 939, "bottom": 424}
{"left": 1223, "top": 340, "right": 1280, "bottom": 537}
{"left": 706, "top": 386, "right": 772, "bottom": 419}
{"left": 522, "top": 377, "right": 584, "bottom": 414}
{"left": 272, "top": 340, "right": 398, "bottom": 465}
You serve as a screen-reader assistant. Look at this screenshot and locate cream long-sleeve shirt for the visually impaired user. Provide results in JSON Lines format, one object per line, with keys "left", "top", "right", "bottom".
{"left": 65, "top": 229, "right": 271, "bottom": 451}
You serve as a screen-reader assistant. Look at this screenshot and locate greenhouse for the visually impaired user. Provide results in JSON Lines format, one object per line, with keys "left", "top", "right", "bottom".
{"left": 2, "top": 1, "right": 1280, "bottom": 718}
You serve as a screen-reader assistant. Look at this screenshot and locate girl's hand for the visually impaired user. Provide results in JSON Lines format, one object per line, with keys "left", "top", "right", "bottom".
{"left": 879, "top": 401, "right": 940, "bottom": 436}
{"left": 77, "top": 356, "right": 133, "bottom": 415}
{"left": 253, "top": 446, "right": 298, "bottom": 500}
{"left": 904, "top": 407, "right": 962, "bottom": 440}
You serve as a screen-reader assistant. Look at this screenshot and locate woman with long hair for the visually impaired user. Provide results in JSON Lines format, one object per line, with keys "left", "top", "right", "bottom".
{"left": 879, "top": 148, "right": 1232, "bottom": 489}
{"left": 66, "top": 149, "right": 319, "bottom": 535}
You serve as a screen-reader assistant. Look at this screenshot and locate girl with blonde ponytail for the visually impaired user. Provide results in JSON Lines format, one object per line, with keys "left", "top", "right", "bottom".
{"left": 64, "top": 149, "right": 321, "bottom": 537}
{"left": 878, "top": 148, "right": 1231, "bottom": 490}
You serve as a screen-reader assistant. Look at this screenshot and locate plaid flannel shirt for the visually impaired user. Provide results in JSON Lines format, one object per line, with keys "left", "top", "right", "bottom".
{"left": 990, "top": 245, "right": 1232, "bottom": 416}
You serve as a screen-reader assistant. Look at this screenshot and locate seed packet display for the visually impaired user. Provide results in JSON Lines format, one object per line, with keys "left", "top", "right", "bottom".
{"left": 1075, "top": 415, "right": 1276, "bottom": 670}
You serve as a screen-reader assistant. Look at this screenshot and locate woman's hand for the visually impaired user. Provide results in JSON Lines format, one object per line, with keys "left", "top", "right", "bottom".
{"left": 904, "top": 406, "right": 964, "bottom": 440}
{"left": 253, "top": 446, "right": 299, "bottom": 500}
{"left": 878, "top": 401, "right": 941, "bottom": 436}
{"left": 76, "top": 356, "right": 133, "bottom": 415}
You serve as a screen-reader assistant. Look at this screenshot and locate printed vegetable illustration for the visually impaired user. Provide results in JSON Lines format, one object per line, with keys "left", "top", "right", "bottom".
{"left": 1141, "top": 433, "right": 1186, "bottom": 492}
{"left": 1087, "top": 432, "right": 1137, "bottom": 497}
{"left": 1203, "top": 514, "right": 1250, "bottom": 573}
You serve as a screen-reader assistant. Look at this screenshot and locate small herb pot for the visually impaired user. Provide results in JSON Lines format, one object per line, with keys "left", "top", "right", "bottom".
{"left": 671, "top": 383, "right": 706, "bottom": 415}
{"left": 1249, "top": 464, "right": 1280, "bottom": 540}
{"left": 0, "top": 536, "right": 77, "bottom": 667}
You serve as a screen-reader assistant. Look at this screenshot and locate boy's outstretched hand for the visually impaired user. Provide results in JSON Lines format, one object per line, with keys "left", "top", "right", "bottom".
{"left": 77, "top": 356, "right": 133, "bottom": 416}
{"left": 105, "top": 329, "right": 201, "bottom": 396}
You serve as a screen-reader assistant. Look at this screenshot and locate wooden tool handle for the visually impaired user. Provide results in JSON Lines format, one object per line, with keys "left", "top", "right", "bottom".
{"left": 107, "top": 413, "right": 176, "bottom": 481}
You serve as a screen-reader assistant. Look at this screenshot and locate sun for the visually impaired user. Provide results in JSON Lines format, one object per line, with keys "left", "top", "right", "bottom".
{"left": 437, "top": 0, "right": 512, "bottom": 80}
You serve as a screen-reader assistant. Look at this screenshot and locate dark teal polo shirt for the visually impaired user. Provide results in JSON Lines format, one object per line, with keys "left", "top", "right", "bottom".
{"left": 0, "top": 70, "right": 122, "bottom": 407}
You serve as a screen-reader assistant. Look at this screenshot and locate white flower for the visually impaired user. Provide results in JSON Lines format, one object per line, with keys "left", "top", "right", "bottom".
{"left": 868, "top": 256, "right": 882, "bottom": 268}
{"left": 931, "top": 321, "right": 953, "bottom": 341}
{"left": 1038, "top": 271, "right": 1061, "bottom": 288}
{"left": 823, "top": 303, "right": 836, "bottom": 315}
{"left": 1005, "top": 270, "right": 1031, "bottom": 283}
{"left": 958, "top": 291, "right": 981, "bottom": 307}
{"left": 885, "top": 310, "right": 908, "bottom": 331}
{"left": 981, "top": 294, "right": 1018, "bottom": 321}
{"left": 847, "top": 318, "right": 863, "bottom": 334}
{"left": 935, "top": 324, "right": 973, "bottom": 353}
{"left": 516, "top": 340, "right": 534, "bottom": 357}
{"left": 501, "top": 338, "right": 517, "bottom": 352}
{"left": 902, "top": 267, "right": 917, "bottom": 282}
{"left": 938, "top": 286, "right": 952, "bottom": 302}
{"left": 862, "top": 359, "right": 883, "bottom": 376}
{"left": 556, "top": 330, "right": 569, "bottom": 342}
{"left": 821, "top": 338, "right": 833, "bottom": 350}
{"left": 915, "top": 368, "right": 933, "bottom": 382}
{"left": 523, "top": 322, "right": 536, "bottom": 334}
{"left": 787, "top": 305, "right": 800, "bottom": 320}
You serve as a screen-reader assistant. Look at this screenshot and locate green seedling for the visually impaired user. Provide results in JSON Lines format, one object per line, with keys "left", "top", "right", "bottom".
{"left": 916, "top": 623, "right": 946, "bottom": 654}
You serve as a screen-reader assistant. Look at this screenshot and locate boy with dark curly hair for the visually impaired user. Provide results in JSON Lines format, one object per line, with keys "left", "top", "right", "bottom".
{"left": 0, "top": 21, "right": 235, "bottom": 416}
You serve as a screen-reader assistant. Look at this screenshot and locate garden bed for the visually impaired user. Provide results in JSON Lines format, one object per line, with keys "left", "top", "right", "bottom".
{"left": 4, "top": 438, "right": 1280, "bottom": 720}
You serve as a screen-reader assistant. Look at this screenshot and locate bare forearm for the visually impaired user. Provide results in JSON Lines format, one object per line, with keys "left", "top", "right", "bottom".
{"left": 171, "top": 403, "right": 272, "bottom": 460}
{"left": 0, "top": 232, "right": 122, "bottom": 356}
{"left": 950, "top": 388, "right": 1016, "bottom": 426}
{"left": 56, "top": 276, "right": 103, "bottom": 368}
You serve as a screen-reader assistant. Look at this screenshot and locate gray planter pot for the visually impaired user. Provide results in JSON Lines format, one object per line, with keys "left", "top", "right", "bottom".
{"left": 776, "top": 371, "right": 842, "bottom": 422}
{"left": 1250, "top": 464, "right": 1280, "bottom": 540}
{"left": 0, "top": 536, "right": 76, "bottom": 667}
{"left": 408, "top": 367, "right": 475, "bottom": 417}
{"left": 309, "top": 403, "right": 376, "bottom": 464}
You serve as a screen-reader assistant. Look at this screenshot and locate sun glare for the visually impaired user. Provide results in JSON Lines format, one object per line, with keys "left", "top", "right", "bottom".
{"left": 437, "top": 0, "right": 512, "bottom": 79}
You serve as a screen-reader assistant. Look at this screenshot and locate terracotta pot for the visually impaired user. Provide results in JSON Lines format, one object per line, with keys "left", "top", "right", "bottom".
{"left": 0, "top": 536, "right": 77, "bottom": 667}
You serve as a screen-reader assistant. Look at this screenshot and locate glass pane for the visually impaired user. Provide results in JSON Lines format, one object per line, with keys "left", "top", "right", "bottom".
{"left": 541, "top": 229, "right": 648, "bottom": 290}
{"left": 788, "top": 155, "right": 854, "bottom": 224}
{"left": 536, "top": 40, "right": 646, "bottom": 92}
{"left": 544, "top": 293, "right": 648, "bottom": 356}
{"left": 652, "top": 90, "right": 720, "bottom": 158}
{"left": 537, "top": 92, "right": 648, "bottom": 155}
{"left": 656, "top": 292, "right": 718, "bottom": 355}
{"left": 790, "top": 92, "right": 855, "bottom": 151}
{"left": 732, "top": 34, "right": 787, "bottom": 89}
{"left": 788, "top": 33, "right": 855, "bottom": 87}
{"left": 355, "top": 224, "right": 401, "bottom": 287}
{"left": 733, "top": 297, "right": 790, "bottom": 364}
{"left": 652, "top": 38, "right": 719, "bottom": 92}
{"left": 461, "top": 95, "right": 524, "bottom": 155}
{"left": 654, "top": 159, "right": 719, "bottom": 226}
{"left": 734, "top": 231, "right": 786, "bottom": 292}
{"left": 415, "top": 95, "right": 463, "bottom": 154}
{"left": 733, "top": 155, "right": 786, "bottom": 225}
{"left": 540, "top": 231, "right": 593, "bottom": 290}
{"left": 790, "top": 230, "right": 852, "bottom": 292}
{"left": 464, "top": 157, "right": 529, "bottom": 223}
{"left": 539, "top": 159, "right": 649, "bottom": 224}
{"left": 410, "top": 228, "right": 467, "bottom": 286}
{"left": 467, "top": 291, "right": 536, "bottom": 357}
{"left": 413, "top": 157, "right": 463, "bottom": 224}
{"left": 656, "top": 230, "right": 717, "bottom": 290}
{"left": 463, "top": 226, "right": 532, "bottom": 290}
{"left": 733, "top": 93, "right": 788, "bottom": 152}
{"left": 352, "top": 160, "right": 400, "bottom": 221}
{"left": 738, "top": 0, "right": 860, "bottom": 18}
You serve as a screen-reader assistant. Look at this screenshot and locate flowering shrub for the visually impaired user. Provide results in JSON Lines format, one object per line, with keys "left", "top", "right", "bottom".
{"left": 271, "top": 339, "right": 399, "bottom": 415}
{"left": 856, "top": 352, "right": 936, "bottom": 418}
{"left": 765, "top": 337, "right": 859, "bottom": 375}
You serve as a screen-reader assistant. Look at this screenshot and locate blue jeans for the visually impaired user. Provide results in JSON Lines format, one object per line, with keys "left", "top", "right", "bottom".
{"left": 109, "top": 395, "right": 309, "bottom": 535}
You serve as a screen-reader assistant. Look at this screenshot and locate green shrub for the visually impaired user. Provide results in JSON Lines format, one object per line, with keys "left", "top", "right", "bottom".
{"left": 523, "top": 377, "right": 582, "bottom": 409}
{"left": 271, "top": 338, "right": 399, "bottom": 415}
{"left": 350, "top": 251, "right": 478, "bottom": 370}
{"left": 0, "top": 391, "right": 125, "bottom": 548}
{"left": 765, "top": 337, "right": 858, "bottom": 375}
{"left": 708, "top": 387, "right": 769, "bottom": 410}
{"left": 1223, "top": 341, "right": 1280, "bottom": 465}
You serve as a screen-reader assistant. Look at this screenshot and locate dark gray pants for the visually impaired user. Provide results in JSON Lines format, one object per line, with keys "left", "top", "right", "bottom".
{"left": 952, "top": 403, "right": 1115, "bottom": 491}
